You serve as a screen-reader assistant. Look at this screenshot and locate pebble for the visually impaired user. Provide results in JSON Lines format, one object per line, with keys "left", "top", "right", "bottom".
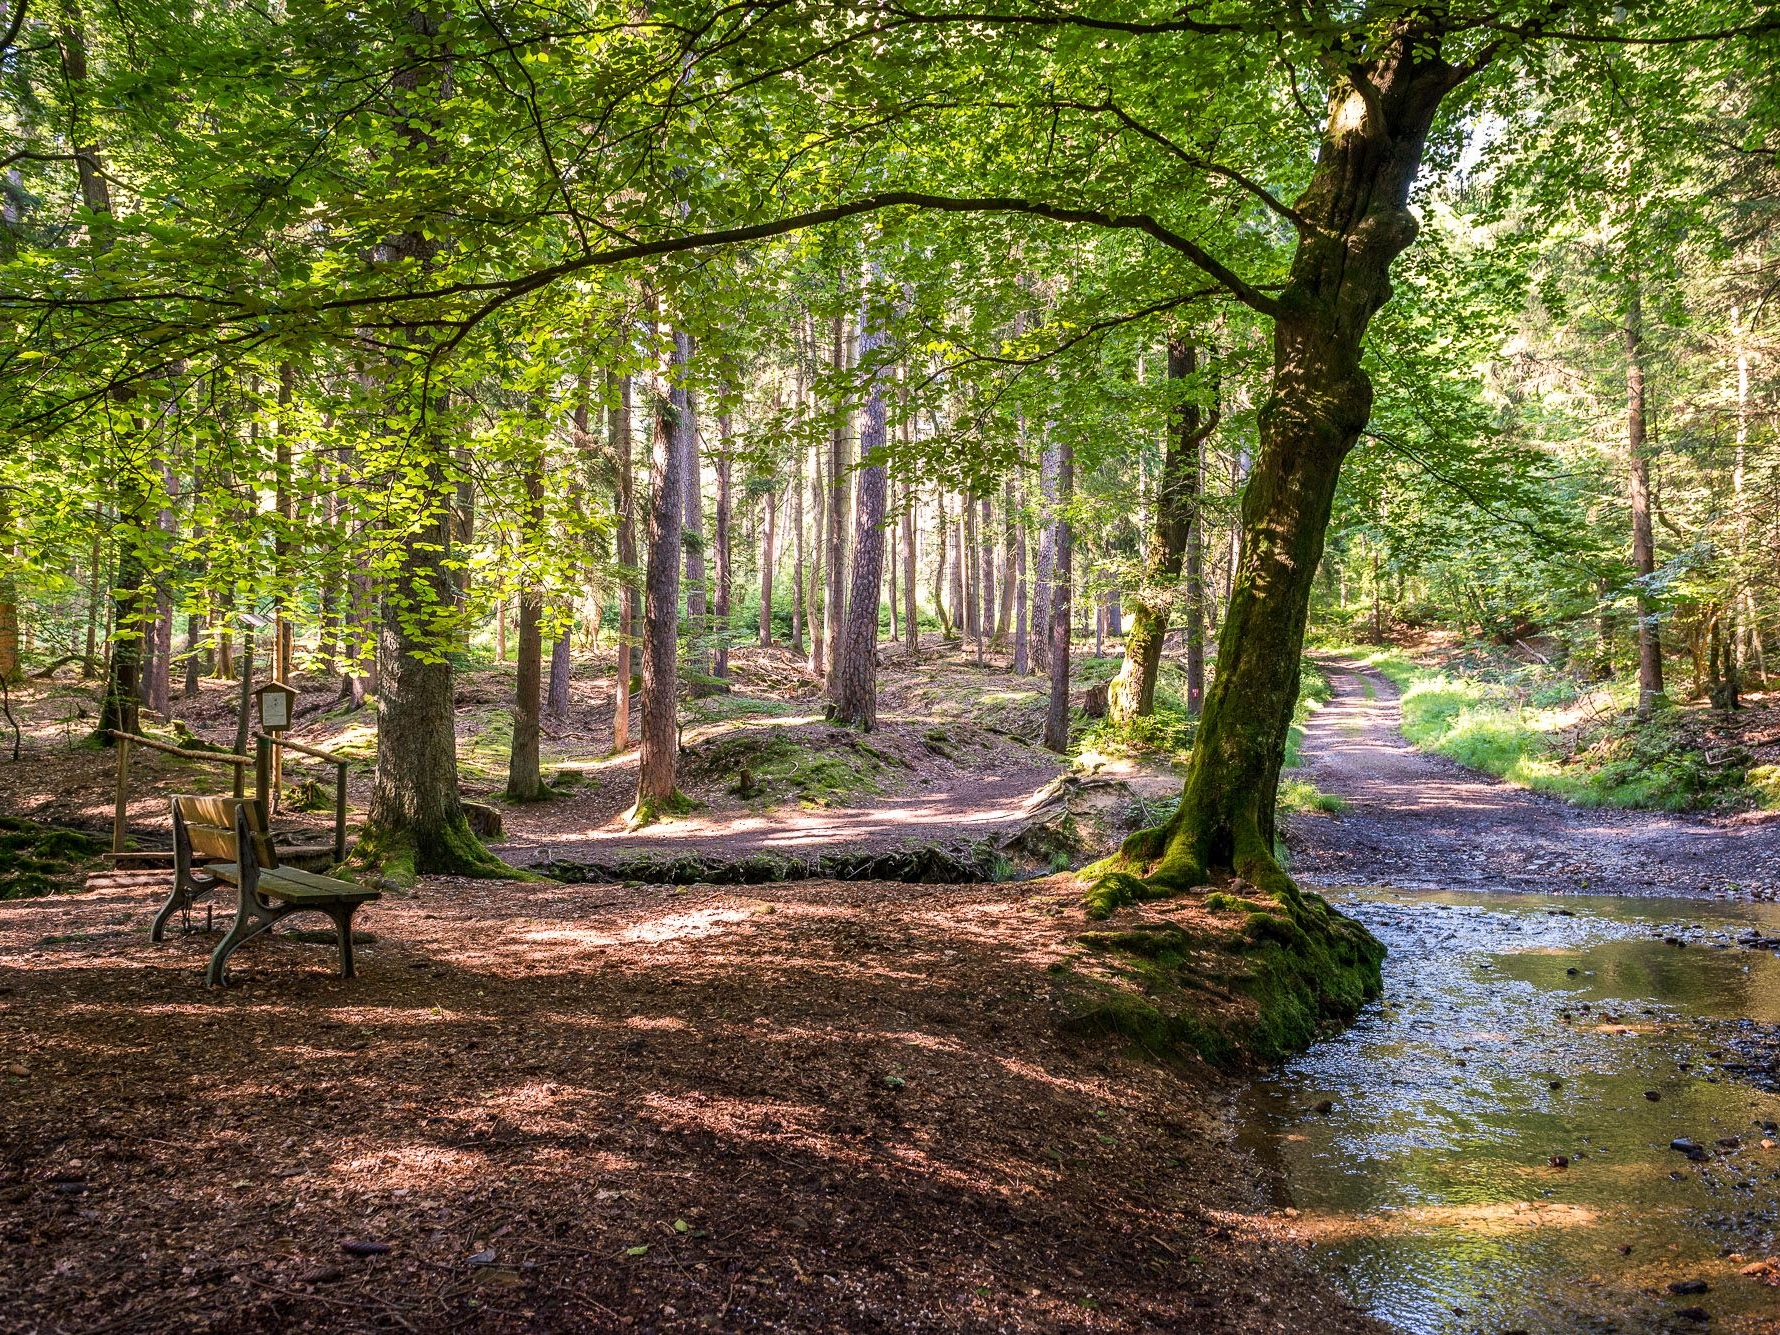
{"left": 1668, "top": 1279, "right": 1709, "bottom": 1295}
{"left": 1645, "top": 1090, "right": 1661, "bottom": 1101}
{"left": 1313, "top": 1099, "right": 1335, "bottom": 1115}
{"left": 1670, "top": 1138, "right": 1711, "bottom": 1163}
{"left": 5, "top": 1062, "right": 28, "bottom": 1078}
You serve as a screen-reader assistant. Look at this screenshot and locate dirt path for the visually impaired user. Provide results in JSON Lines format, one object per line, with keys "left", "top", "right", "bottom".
{"left": 1285, "top": 659, "right": 1780, "bottom": 897}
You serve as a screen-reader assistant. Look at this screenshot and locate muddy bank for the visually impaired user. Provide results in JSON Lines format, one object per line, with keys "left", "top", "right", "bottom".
{"left": 0, "top": 872, "right": 1381, "bottom": 1333}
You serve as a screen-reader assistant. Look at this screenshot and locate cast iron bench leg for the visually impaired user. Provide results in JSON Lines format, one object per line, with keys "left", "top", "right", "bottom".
{"left": 206, "top": 903, "right": 280, "bottom": 988}
{"left": 149, "top": 882, "right": 188, "bottom": 944}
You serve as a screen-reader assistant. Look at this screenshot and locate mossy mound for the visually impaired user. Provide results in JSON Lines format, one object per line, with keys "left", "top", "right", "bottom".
{"left": 0, "top": 817, "right": 105, "bottom": 899}
{"left": 683, "top": 726, "right": 890, "bottom": 808}
{"left": 1057, "top": 882, "right": 1384, "bottom": 1067}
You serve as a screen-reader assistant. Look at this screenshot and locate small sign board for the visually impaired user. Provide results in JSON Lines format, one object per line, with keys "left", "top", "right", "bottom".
{"left": 254, "top": 680, "right": 298, "bottom": 732}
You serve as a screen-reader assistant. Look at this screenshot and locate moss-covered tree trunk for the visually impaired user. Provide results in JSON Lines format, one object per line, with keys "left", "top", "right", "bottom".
{"left": 359, "top": 6, "right": 504, "bottom": 879}
{"left": 1112, "top": 29, "right": 1465, "bottom": 897}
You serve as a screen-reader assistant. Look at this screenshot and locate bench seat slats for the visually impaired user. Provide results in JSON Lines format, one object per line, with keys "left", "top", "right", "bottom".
{"left": 259, "top": 868, "right": 380, "bottom": 903}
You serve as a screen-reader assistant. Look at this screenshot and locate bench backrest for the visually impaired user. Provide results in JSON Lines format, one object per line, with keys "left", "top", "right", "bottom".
{"left": 171, "top": 795, "right": 278, "bottom": 870}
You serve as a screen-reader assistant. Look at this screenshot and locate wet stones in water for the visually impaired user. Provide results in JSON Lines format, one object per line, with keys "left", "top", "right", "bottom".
{"left": 1312, "top": 1099, "right": 1335, "bottom": 1115}
{"left": 1670, "top": 1138, "right": 1711, "bottom": 1163}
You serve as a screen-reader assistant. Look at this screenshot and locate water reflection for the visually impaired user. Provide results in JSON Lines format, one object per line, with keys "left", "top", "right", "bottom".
{"left": 1243, "top": 889, "right": 1780, "bottom": 1334}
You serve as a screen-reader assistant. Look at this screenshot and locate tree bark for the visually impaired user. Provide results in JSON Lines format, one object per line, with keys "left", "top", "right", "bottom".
{"left": 1626, "top": 285, "right": 1665, "bottom": 715}
{"left": 1012, "top": 510, "right": 1030, "bottom": 676}
{"left": 824, "top": 313, "right": 853, "bottom": 688}
{"left": 759, "top": 486, "right": 776, "bottom": 646}
{"left": 682, "top": 378, "right": 707, "bottom": 677}
{"left": 547, "top": 626, "right": 571, "bottom": 724}
{"left": 637, "top": 333, "right": 689, "bottom": 809}
{"left": 1117, "top": 29, "right": 1468, "bottom": 897}
{"left": 791, "top": 434, "right": 805, "bottom": 654}
{"left": 931, "top": 488, "right": 952, "bottom": 639}
{"left": 807, "top": 441, "right": 825, "bottom": 674}
{"left": 1031, "top": 437, "right": 1059, "bottom": 675}
{"left": 832, "top": 304, "right": 889, "bottom": 728}
{"left": 1111, "top": 340, "right": 1215, "bottom": 721}
{"left": 506, "top": 437, "right": 545, "bottom": 802}
{"left": 612, "top": 372, "right": 637, "bottom": 751}
{"left": 902, "top": 480, "right": 919, "bottom": 661}
{"left": 994, "top": 478, "right": 1016, "bottom": 646}
{"left": 714, "top": 413, "right": 733, "bottom": 677}
{"left": 1043, "top": 442, "right": 1074, "bottom": 752}
{"left": 0, "top": 491, "right": 21, "bottom": 684}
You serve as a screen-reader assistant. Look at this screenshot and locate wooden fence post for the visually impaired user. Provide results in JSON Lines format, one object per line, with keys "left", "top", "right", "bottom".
{"left": 112, "top": 736, "right": 130, "bottom": 854}
{"left": 334, "top": 761, "right": 348, "bottom": 866}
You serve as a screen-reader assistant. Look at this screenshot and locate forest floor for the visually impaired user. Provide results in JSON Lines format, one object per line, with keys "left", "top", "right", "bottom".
{"left": 1284, "top": 656, "right": 1780, "bottom": 898}
{"left": 0, "top": 872, "right": 1378, "bottom": 1334}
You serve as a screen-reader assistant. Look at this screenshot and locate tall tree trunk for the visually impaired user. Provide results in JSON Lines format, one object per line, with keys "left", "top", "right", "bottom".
{"left": 808, "top": 442, "right": 826, "bottom": 674}
{"left": 682, "top": 379, "right": 707, "bottom": 676}
{"left": 1113, "top": 341, "right": 1215, "bottom": 721}
{"left": 1012, "top": 510, "right": 1030, "bottom": 676}
{"left": 714, "top": 414, "right": 733, "bottom": 677}
{"left": 183, "top": 614, "right": 203, "bottom": 698}
{"left": 82, "top": 528, "right": 102, "bottom": 678}
{"left": 949, "top": 498, "right": 966, "bottom": 640}
{"left": 902, "top": 478, "right": 919, "bottom": 662}
{"left": 994, "top": 477, "right": 1017, "bottom": 646}
{"left": 981, "top": 495, "right": 996, "bottom": 655}
{"left": 1626, "top": 285, "right": 1665, "bottom": 715}
{"left": 1116, "top": 31, "right": 1469, "bottom": 901}
{"left": 0, "top": 492, "right": 20, "bottom": 684}
{"left": 1031, "top": 438, "right": 1059, "bottom": 676}
{"left": 759, "top": 486, "right": 776, "bottom": 646}
{"left": 547, "top": 624, "right": 571, "bottom": 724}
{"left": 931, "top": 488, "right": 952, "bottom": 639}
{"left": 506, "top": 436, "right": 545, "bottom": 802}
{"left": 832, "top": 305, "right": 889, "bottom": 728}
{"left": 612, "top": 372, "right": 637, "bottom": 751}
{"left": 637, "top": 334, "right": 689, "bottom": 810}
{"left": 824, "top": 313, "right": 852, "bottom": 688}
{"left": 791, "top": 436, "right": 805, "bottom": 654}
{"left": 963, "top": 492, "right": 982, "bottom": 663}
{"left": 1043, "top": 442, "right": 1074, "bottom": 752}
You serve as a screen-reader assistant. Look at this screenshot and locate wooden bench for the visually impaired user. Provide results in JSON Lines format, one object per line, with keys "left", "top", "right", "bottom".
{"left": 155, "top": 796, "right": 380, "bottom": 987}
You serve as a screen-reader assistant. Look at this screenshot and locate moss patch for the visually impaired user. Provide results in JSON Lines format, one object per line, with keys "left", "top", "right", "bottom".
{"left": 0, "top": 817, "right": 104, "bottom": 898}
{"left": 683, "top": 726, "right": 890, "bottom": 809}
{"left": 350, "top": 814, "right": 521, "bottom": 887}
{"left": 1060, "top": 882, "right": 1383, "bottom": 1067}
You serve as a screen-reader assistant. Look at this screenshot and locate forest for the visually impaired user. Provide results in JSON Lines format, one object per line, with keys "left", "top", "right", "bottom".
{"left": 3, "top": 2, "right": 1780, "bottom": 1332}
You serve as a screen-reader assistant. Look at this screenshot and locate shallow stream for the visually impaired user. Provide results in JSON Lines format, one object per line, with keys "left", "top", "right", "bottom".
{"left": 1243, "top": 889, "right": 1780, "bottom": 1334}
